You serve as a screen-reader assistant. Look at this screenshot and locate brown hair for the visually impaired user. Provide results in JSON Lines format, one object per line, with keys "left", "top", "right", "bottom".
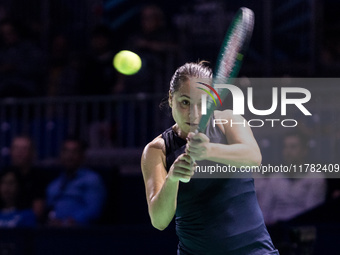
{"left": 169, "top": 61, "right": 212, "bottom": 94}
{"left": 160, "top": 61, "right": 212, "bottom": 109}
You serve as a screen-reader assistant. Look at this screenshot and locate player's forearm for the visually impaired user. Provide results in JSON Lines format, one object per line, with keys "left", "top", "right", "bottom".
{"left": 149, "top": 176, "right": 179, "bottom": 231}
{"left": 206, "top": 143, "right": 261, "bottom": 167}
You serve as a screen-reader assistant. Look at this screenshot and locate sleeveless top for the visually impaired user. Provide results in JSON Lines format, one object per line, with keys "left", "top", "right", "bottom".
{"left": 161, "top": 118, "right": 278, "bottom": 255}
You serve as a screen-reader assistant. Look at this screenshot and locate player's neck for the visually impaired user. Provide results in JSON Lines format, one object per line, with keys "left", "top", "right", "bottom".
{"left": 172, "top": 124, "right": 188, "bottom": 141}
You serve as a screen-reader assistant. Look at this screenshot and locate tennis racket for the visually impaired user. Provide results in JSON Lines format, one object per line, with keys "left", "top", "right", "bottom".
{"left": 197, "top": 7, "right": 255, "bottom": 132}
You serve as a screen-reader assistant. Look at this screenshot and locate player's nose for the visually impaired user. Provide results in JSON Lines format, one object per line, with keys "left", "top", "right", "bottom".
{"left": 189, "top": 104, "right": 201, "bottom": 120}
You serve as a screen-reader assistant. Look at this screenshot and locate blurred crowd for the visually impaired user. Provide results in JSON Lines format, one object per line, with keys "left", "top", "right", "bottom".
{"left": 0, "top": 1, "right": 339, "bottom": 100}
{"left": 0, "top": 0, "right": 339, "bottom": 231}
{"left": 0, "top": 4, "right": 179, "bottom": 98}
{"left": 0, "top": 130, "right": 339, "bottom": 230}
{"left": 0, "top": 135, "right": 107, "bottom": 228}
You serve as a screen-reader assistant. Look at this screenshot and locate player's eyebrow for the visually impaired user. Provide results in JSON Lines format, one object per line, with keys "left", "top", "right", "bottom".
{"left": 179, "top": 94, "right": 190, "bottom": 99}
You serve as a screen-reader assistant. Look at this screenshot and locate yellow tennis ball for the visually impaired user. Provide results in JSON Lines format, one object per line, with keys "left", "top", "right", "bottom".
{"left": 113, "top": 50, "right": 142, "bottom": 75}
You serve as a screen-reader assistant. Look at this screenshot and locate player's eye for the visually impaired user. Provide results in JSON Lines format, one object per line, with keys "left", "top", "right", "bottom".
{"left": 182, "top": 100, "right": 190, "bottom": 106}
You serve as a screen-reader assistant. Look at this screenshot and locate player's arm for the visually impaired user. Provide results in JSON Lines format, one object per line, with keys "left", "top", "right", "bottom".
{"left": 186, "top": 110, "right": 261, "bottom": 167}
{"left": 141, "top": 136, "right": 194, "bottom": 230}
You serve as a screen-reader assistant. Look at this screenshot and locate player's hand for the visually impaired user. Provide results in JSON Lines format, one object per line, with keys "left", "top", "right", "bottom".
{"left": 168, "top": 153, "right": 196, "bottom": 183}
{"left": 186, "top": 132, "right": 210, "bottom": 161}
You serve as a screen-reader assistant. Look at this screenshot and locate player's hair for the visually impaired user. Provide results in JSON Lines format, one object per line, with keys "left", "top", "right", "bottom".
{"left": 169, "top": 61, "right": 212, "bottom": 95}
{"left": 160, "top": 61, "right": 212, "bottom": 109}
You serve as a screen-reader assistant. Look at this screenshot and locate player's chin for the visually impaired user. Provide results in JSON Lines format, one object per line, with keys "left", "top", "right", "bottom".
{"left": 181, "top": 123, "right": 191, "bottom": 133}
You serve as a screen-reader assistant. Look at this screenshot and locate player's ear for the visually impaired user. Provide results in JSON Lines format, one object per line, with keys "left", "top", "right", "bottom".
{"left": 168, "top": 91, "right": 173, "bottom": 108}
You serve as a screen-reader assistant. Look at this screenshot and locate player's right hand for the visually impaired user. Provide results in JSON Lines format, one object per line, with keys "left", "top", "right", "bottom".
{"left": 168, "top": 153, "right": 196, "bottom": 183}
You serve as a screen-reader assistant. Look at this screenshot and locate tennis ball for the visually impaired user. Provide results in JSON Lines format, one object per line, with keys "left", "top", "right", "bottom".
{"left": 113, "top": 50, "right": 142, "bottom": 75}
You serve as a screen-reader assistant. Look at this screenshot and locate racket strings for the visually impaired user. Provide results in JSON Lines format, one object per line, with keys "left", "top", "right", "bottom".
{"left": 197, "top": 7, "right": 254, "bottom": 132}
{"left": 216, "top": 23, "right": 246, "bottom": 82}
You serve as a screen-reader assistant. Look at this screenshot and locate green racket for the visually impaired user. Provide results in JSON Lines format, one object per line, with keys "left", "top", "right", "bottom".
{"left": 197, "top": 7, "right": 255, "bottom": 132}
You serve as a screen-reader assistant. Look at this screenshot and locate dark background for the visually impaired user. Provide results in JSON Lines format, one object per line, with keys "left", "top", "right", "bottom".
{"left": 0, "top": 0, "right": 339, "bottom": 254}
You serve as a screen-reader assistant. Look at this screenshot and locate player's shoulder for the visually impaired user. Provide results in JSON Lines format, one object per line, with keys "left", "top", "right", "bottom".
{"left": 142, "top": 134, "right": 165, "bottom": 158}
{"left": 214, "top": 109, "right": 245, "bottom": 120}
{"left": 141, "top": 135, "right": 166, "bottom": 170}
{"left": 214, "top": 109, "right": 237, "bottom": 120}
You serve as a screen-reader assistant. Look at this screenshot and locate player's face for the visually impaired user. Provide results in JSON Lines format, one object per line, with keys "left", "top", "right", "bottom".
{"left": 169, "top": 78, "right": 208, "bottom": 136}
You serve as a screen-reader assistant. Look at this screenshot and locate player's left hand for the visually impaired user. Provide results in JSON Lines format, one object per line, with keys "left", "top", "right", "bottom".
{"left": 185, "top": 132, "right": 210, "bottom": 161}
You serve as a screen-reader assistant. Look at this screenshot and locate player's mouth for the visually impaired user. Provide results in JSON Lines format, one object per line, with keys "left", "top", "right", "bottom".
{"left": 186, "top": 122, "right": 198, "bottom": 126}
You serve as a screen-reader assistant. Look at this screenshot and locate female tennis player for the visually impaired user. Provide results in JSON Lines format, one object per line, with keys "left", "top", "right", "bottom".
{"left": 141, "top": 62, "right": 279, "bottom": 255}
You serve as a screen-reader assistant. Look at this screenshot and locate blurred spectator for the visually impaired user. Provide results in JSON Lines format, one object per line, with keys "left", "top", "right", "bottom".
{"left": 320, "top": 35, "right": 340, "bottom": 65}
{"left": 46, "top": 34, "right": 80, "bottom": 96}
{"left": 0, "top": 5, "right": 8, "bottom": 21}
{"left": 79, "top": 25, "right": 119, "bottom": 95}
{"left": 318, "top": 1, "right": 340, "bottom": 76}
{"left": 0, "top": 169, "right": 36, "bottom": 228}
{"left": 9, "top": 135, "right": 47, "bottom": 222}
{"left": 255, "top": 131, "right": 326, "bottom": 226}
{"left": 78, "top": 25, "right": 120, "bottom": 147}
{"left": 132, "top": 4, "right": 177, "bottom": 56}
{"left": 0, "top": 19, "right": 45, "bottom": 97}
{"left": 46, "top": 138, "right": 106, "bottom": 227}
{"left": 116, "top": 4, "right": 178, "bottom": 94}
{"left": 326, "top": 178, "right": 340, "bottom": 201}
{"left": 319, "top": 33, "right": 340, "bottom": 76}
